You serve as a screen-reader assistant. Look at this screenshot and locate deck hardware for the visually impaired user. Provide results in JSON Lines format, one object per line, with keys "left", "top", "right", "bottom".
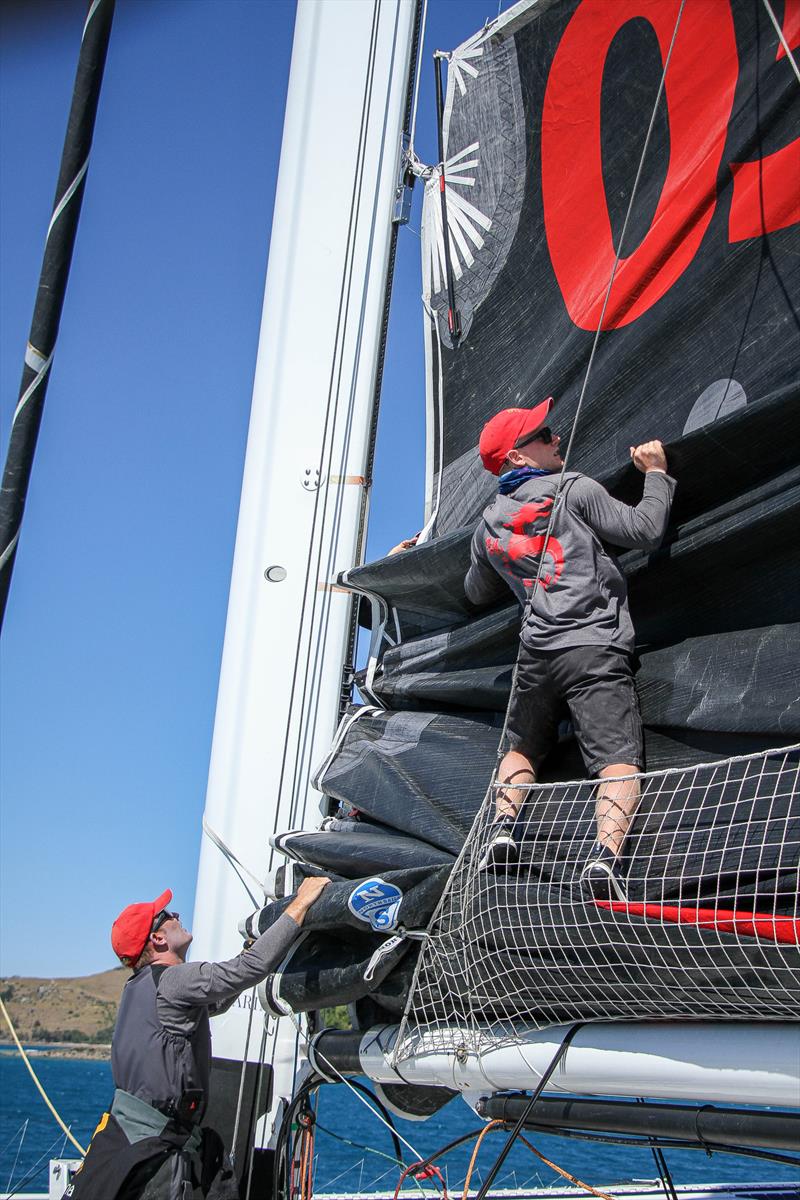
{"left": 393, "top": 132, "right": 414, "bottom": 225}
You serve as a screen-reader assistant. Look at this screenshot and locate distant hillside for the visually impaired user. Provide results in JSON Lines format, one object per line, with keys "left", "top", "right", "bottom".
{"left": 0, "top": 967, "right": 126, "bottom": 1045}
{"left": 1, "top": 970, "right": 353, "bottom": 1054}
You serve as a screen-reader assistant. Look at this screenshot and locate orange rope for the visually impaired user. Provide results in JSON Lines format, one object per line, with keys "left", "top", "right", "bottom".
{"left": 519, "top": 1132, "right": 615, "bottom": 1200}
{"left": 394, "top": 1158, "right": 447, "bottom": 1199}
{"left": 297, "top": 1123, "right": 316, "bottom": 1200}
{"left": 304, "top": 1126, "right": 315, "bottom": 1200}
{"left": 461, "top": 1120, "right": 504, "bottom": 1199}
{"left": 394, "top": 1160, "right": 423, "bottom": 1199}
{"left": 395, "top": 1115, "right": 613, "bottom": 1200}
{"left": 455, "top": 1117, "right": 614, "bottom": 1200}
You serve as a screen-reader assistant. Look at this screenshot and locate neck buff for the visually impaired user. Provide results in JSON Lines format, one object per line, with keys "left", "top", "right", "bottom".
{"left": 498, "top": 465, "right": 554, "bottom": 495}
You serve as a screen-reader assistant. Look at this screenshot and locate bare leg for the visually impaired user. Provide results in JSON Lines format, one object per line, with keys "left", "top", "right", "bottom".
{"left": 596, "top": 763, "right": 640, "bottom": 856}
{"left": 495, "top": 749, "right": 536, "bottom": 820}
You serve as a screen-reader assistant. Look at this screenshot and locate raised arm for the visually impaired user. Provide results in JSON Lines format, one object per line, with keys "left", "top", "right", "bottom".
{"left": 570, "top": 442, "right": 675, "bottom": 552}
{"left": 157, "top": 877, "right": 330, "bottom": 1023}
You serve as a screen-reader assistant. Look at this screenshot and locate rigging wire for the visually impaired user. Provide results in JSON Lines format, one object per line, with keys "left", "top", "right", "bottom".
{"left": 492, "top": 0, "right": 686, "bottom": 761}
{"left": 244, "top": 1017, "right": 272, "bottom": 1200}
{"left": 284, "top": 0, "right": 394, "bottom": 839}
{"left": 408, "top": 0, "right": 429, "bottom": 156}
{"left": 342, "top": 1077, "right": 406, "bottom": 1164}
{"left": 5, "top": 1128, "right": 75, "bottom": 1200}
{"left": 517, "top": 1132, "right": 616, "bottom": 1200}
{"left": 340, "top": 0, "right": 427, "bottom": 719}
{"left": 314, "top": 1121, "right": 406, "bottom": 1171}
{"left": 519, "top": 1123, "right": 800, "bottom": 1168}
{"left": 0, "top": 1120, "right": 28, "bottom": 1170}
{"left": 761, "top": 0, "right": 800, "bottom": 84}
{"left": 284, "top": 1009, "right": 428, "bottom": 1167}
{"left": 228, "top": 986, "right": 259, "bottom": 1168}
{"left": 201, "top": 816, "right": 264, "bottom": 908}
{"left": 460, "top": 1120, "right": 615, "bottom": 1200}
{"left": 0, "top": 997, "right": 87, "bottom": 1156}
{"left": 636, "top": 1095, "right": 679, "bottom": 1200}
{"left": 272, "top": 0, "right": 382, "bottom": 845}
{"left": 5, "top": 1119, "right": 28, "bottom": 1195}
{"left": 473, "top": 1022, "right": 583, "bottom": 1200}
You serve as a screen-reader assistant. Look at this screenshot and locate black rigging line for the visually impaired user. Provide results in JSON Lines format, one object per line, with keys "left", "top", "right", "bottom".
{"left": 5, "top": 1129, "right": 72, "bottom": 1200}
{"left": 395, "top": 1126, "right": 488, "bottom": 1176}
{"left": 243, "top": 1018, "right": 271, "bottom": 1200}
{"left": 341, "top": 1078, "right": 405, "bottom": 1165}
{"left": 519, "top": 1123, "right": 800, "bottom": 1169}
{"left": 0, "top": 0, "right": 116, "bottom": 629}
{"left": 474, "top": 1023, "right": 584, "bottom": 1200}
{"left": 637, "top": 1095, "right": 679, "bottom": 1200}
{"left": 270, "top": 1076, "right": 422, "bottom": 1200}
{"left": 272, "top": 1075, "right": 324, "bottom": 1200}
{"left": 493, "top": 0, "right": 686, "bottom": 768}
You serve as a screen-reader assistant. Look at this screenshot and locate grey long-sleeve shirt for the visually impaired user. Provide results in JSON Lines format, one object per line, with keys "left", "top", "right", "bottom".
{"left": 465, "top": 469, "right": 676, "bottom": 653}
{"left": 155, "top": 912, "right": 299, "bottom": 1037}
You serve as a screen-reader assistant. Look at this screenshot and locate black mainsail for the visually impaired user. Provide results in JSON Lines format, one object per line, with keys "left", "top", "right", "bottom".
{"left": 259, "top": 0, "right": 799, "bottom": 1049}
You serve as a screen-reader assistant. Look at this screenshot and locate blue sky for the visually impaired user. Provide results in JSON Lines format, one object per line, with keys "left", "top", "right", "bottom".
{"left": 0, "top": 0, "right": 499, "bottom": 977}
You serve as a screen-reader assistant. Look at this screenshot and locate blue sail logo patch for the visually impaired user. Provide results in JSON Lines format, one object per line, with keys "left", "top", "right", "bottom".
{"left": 348, "top": 877, "right": 402, "bottom": 932}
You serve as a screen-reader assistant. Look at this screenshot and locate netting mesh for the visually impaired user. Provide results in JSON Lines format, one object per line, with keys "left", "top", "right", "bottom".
{"left": 393, "top": 746, "right": 800, "bottom": 1063}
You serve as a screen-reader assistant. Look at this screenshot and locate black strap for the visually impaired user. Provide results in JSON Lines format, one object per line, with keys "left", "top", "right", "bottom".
{"left": 475, "top": 1023, "right": 584, "bottom": 1200}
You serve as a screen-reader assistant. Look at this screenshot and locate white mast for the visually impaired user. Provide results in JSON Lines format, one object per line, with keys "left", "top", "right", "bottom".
{"left": 190, "top": 0, "right": 418, "bottom": 1150}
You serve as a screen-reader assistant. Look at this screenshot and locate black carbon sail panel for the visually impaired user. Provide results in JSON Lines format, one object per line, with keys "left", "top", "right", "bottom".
{"left": 271, "top": 0, "right": 800, "bottom": 1024}
{"left": 420, "top": 0, "right": 799, "bottom": 536}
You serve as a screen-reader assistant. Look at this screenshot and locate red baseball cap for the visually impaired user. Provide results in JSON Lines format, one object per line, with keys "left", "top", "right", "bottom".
{"left": 479, "top": 397, "right": 554, "bottom": 475}
{"left": 111, "top": 888, "right": 173, "bottom": 963}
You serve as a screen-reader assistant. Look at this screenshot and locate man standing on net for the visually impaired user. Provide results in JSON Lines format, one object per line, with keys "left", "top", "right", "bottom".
{"left": 465, "top": 397, "right": 675, "bottom": 897}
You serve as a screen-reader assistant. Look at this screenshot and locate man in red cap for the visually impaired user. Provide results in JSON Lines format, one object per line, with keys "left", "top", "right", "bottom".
{"left": 466, "top": 398, "right": 675, "bottom": 895}
{"left": 67, "top": 876, "right": 329, "bottom": 1200}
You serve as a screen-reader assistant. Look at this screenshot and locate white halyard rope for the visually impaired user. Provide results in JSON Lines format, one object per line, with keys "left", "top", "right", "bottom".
{"left": 761, "top": 0, "right": 800, "bottom": 85}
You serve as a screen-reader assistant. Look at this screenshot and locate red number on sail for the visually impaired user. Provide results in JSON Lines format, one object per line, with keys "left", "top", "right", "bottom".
{"left": 541, "top": 0, "right": 738, "bottom": 330}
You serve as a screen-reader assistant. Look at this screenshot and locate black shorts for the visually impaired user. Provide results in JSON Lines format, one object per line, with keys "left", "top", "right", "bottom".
{"left": 506, "top": 643, "right": 644, "bottom": 776}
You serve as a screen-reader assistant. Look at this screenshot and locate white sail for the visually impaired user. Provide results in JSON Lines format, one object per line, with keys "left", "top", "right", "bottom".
{"left": 190, "top": 0, "right": 418, "bottom": 1150}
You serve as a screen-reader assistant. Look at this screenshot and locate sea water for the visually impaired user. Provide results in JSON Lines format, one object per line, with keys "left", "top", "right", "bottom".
{"left": 0, "top": 1052, "right": 794, "bottom": 1196}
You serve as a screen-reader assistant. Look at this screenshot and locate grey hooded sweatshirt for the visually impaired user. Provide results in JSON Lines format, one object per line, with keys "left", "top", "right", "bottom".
{"left": 465, "top": 469, "right": 675, "bottom": 654}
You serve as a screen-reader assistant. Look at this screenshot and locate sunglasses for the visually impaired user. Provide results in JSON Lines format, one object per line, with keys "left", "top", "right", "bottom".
{"left": 152, "top": 910, "right": 179, "bottom": 934}
{"left": 514, "top": 425, "right": 554, "bottom": 450}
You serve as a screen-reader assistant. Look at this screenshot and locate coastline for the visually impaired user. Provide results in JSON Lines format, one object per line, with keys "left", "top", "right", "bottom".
{"left": 0, "top": 1040, "right": 110, "bottom": 1061}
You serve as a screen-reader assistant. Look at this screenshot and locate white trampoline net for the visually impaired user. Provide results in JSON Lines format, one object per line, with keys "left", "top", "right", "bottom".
{"left": 394, "top": 745, "right": 800, "bottom": 1063}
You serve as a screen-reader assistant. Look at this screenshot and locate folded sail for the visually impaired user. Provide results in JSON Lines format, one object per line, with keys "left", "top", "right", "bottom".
{"left": 265, "top": 0, "right": 800, "bottom": 1032}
